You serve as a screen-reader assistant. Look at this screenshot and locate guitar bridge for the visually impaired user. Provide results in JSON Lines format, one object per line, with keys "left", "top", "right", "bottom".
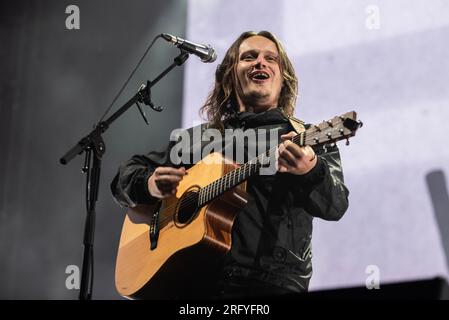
{"left": 149, "top": 202, "right": 161, "bottom": 250}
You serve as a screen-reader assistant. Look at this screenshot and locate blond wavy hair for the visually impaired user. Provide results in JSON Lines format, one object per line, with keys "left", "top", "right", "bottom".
{"left": 200, "top": 31, "right": 298, "bottom": 130}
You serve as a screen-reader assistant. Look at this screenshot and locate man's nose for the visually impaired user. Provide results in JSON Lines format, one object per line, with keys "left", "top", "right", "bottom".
{"left": 254, "top": 55, "right": 267, "bottom": 68}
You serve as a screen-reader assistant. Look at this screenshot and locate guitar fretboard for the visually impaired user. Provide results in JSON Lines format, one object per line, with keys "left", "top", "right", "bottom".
{"left": 196, "top": 111, "right": 360, "bottom": 207}
{"left": 197, "top": 131, "right": 306, "bottom": 206}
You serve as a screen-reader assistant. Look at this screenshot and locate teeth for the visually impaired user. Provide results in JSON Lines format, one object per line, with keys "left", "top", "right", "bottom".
{"left": 251, "top": 72, "right": 269, "bottom": 80}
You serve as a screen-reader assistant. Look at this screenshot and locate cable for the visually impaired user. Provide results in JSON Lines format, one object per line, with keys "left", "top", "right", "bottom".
{"left": 96, "top": 34, "right": 163, "bottom": 123}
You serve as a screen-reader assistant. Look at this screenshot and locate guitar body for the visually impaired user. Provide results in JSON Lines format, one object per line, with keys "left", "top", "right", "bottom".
{"left": 115, "top": 152, "right": 248, "bottom": 299}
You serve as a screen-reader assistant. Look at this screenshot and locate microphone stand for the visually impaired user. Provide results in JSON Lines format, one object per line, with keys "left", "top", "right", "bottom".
{"left": 60, "top": 50, "right": 190, "bottom": 300}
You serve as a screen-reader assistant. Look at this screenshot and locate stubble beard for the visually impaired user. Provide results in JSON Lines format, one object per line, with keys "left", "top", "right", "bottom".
{"left": 241, "top": 88, "right": 272, "bottom": 108}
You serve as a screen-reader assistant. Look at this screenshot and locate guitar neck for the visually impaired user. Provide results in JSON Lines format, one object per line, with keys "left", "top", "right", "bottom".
{"left": 198, "top": 151, "right": 268, "bottom": 207}
{"left": 197, "top": 131, "right": 311, "bottom": 206}
{"left": 197, "top": 111, "right": 361, "bottom": 207}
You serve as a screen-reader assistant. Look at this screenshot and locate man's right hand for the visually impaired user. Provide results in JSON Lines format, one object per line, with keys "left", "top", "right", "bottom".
{"left": 147, "top": 167, "right": 187, "bottom": 199}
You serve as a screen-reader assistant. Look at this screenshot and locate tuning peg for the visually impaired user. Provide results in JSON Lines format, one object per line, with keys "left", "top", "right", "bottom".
{"left": 358, "top": 120, "right": 363, "bottom": 128}
{"left": 327, "top": 120, "right": 333, "bottom": 127}
{"left": 346, "top": 138, "right": 350, "bottom": 146}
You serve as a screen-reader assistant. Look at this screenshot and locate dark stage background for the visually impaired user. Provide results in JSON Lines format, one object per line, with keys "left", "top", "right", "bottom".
{"left": 0, "top": 0, "right": 187, "bottom": 299}
{"left": 2, "top": 0, "right": 449, "bottom": 301}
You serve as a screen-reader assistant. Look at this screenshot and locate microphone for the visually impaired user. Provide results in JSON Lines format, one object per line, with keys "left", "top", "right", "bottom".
{"left": 161, "top": 33, "right": 217, "bottom": 63}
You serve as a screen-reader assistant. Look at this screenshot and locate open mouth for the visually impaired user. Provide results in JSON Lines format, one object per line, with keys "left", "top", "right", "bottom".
{"left": 249, "top": 71, "right": 270, "bottom": 82}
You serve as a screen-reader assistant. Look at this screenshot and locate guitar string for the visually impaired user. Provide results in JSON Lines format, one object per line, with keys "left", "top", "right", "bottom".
{"left": 153, "top": 122, "right": 351, "bottom": 226}
{"left": 155, "top": 127, "right": 319, "bottom": 222}
{"left": 156, "top": 158, "right": 262, "bottom": 227}
{"left": 154, "top": 121, "right": 352, "bottom": 226}
{"left": 155, "top": 122, "right": 351, "bottom": 226}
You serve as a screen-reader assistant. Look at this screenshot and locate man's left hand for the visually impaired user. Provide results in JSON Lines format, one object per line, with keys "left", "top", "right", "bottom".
{"left": 278, "top": 131, "right": 317, "bottom": 175}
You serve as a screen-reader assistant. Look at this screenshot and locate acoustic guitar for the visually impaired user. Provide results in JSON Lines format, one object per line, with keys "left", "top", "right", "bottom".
{"left": 115, "top": 111, "right": 362, "bottom": 299}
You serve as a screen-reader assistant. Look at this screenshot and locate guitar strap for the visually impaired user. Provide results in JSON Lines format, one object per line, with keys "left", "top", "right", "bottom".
{"left": 286, "top": 114, "right": 306, "bottom": 134}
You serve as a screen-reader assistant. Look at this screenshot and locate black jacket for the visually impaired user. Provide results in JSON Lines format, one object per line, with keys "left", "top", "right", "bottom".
{"left": 110, "top": 108, "right": 349, "bottom": 295}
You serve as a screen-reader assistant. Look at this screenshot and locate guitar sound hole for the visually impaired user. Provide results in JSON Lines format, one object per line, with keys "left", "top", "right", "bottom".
{"left": 176, "top": 190, "right": 200, "bottom": 225}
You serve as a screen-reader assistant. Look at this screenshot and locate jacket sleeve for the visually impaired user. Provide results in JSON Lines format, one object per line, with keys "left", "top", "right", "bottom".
{"left": 291, "top": 144, "right": 349, "bottom": 221}
{"left": 110, "top": 147, "right": 171, "bottom": 208}
{"left": 110, "top": 125, "right": 202, "bottom": 208}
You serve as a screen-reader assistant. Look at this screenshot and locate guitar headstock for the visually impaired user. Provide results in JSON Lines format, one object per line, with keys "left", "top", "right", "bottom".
{"left": 299, "top": 111, "right": 363, "bottom": 148}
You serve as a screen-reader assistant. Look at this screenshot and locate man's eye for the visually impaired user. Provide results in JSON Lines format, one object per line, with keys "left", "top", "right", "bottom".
{"left": 242, "top": 55, "right": 255, "bottom": 61}
{"left": 267, "top": 56, "right": 278, "bottom": 62}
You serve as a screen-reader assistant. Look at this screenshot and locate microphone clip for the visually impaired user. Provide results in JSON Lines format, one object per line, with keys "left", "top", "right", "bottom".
{"left": 137, "top": 81, "right": 163, "bottom": 122}
{"left": 134, "top": 49, "right": 190, "bottom": 125}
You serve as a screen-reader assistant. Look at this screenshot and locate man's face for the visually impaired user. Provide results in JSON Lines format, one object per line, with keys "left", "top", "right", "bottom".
{"left": 234, "top": 35, "right": 283, "bottom": 112}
